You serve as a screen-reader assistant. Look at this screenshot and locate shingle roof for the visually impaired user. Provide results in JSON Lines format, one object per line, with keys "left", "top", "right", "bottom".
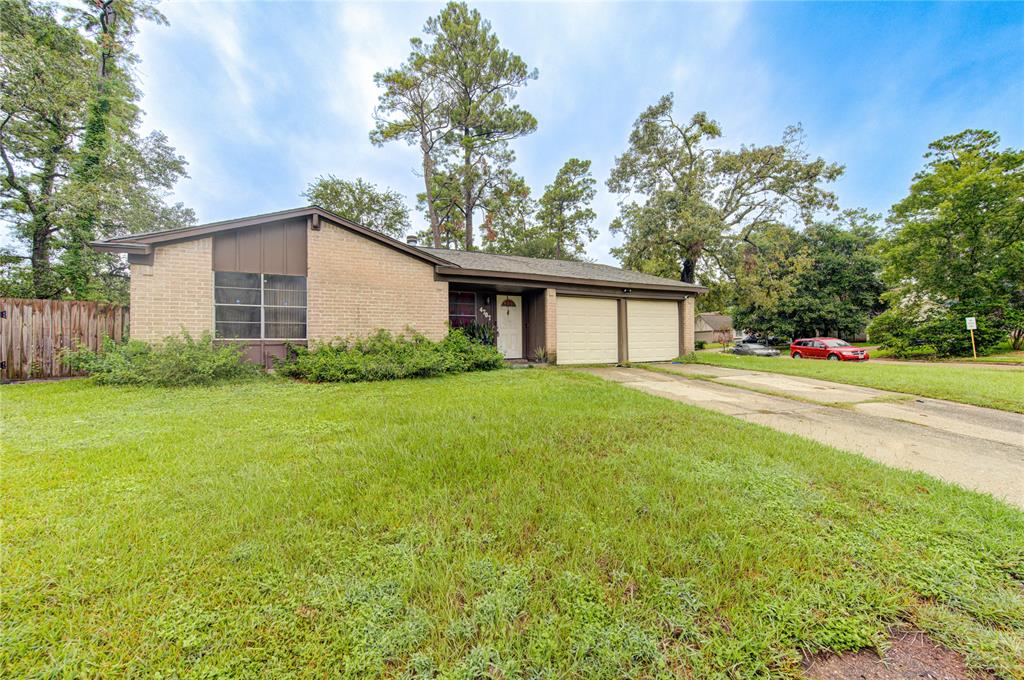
{"left": 696, "top": 312, "right": 733, "bottom": 331}
{"left": 418, "top": 247, "right": 701, "bottom": 291}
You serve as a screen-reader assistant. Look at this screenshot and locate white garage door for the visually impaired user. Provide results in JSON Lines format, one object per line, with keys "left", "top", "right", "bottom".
{"left": 556, "top": 296, "right": 619, "bottom": 365}
{"left": 627, "top": 300, "right": 679, "bottom": 362}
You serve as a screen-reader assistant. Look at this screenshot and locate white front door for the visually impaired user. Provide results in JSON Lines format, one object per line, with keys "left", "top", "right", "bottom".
{"left": 496, "top": 294, "right": 523, "bottom": 359}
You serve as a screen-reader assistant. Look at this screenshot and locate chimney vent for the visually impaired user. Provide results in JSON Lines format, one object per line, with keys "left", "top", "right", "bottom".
{"left": 406, "top": 235, "right": 418, "bottom": 246}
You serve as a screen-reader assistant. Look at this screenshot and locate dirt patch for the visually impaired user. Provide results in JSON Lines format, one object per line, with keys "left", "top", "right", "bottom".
{"left": 803, "top": 632, "right": 996, "bottom": 680}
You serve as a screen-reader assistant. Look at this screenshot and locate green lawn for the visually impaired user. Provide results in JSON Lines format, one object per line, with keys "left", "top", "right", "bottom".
{"left": 3, "top": 372, "right": 1023, "bottom": 678}
{"left": 687, "top": 352, "right": 1024, "bottom": 413}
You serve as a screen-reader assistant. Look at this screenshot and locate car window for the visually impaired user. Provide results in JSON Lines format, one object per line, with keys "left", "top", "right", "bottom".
{"left": 813, "top": 341, "right": 825, "bottom": 348}
{"left": 824, "top": 340, "right": 850, "bottom": 347}
{"left": 795, "top": 340, "right": 807, "bottom": 347}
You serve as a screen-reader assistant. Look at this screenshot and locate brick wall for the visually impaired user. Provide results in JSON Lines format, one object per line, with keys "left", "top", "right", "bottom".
{"left": 307, "top": 225, "right": 448, "bottom": 342}
{"left": 543, "top": 288, "right": 557, "bottom": 363}
{"left": 681, "top": 296, "right": 695, "bottom": 355}
{"left": 130, "top": 238, "right": 213, "bottom": 342}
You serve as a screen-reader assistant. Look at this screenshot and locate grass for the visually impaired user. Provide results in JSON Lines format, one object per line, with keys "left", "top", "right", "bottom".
{"left": 686, "top": 352, "right": 1024, "bottom": 413}
{"left": 3, "top": 372, "right": 1023, "bottom": 678}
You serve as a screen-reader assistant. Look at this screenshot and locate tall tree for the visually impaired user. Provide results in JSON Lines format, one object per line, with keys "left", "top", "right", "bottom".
{"left": 374, "top": 2, "right": 537, "bottom": 250}
{"left": 425, "top": 2, "right": 537, "bottom": 251}
{"left": 881, "top": 129, "right": 1024, "bottom": 348}
{"left": 534, "top": 158, "right": 597, "bottom": 260}
{"left": 607, "top": 94, "right": 843, "bottom": 284}
{"left": 302, "top": 176, "right": 410, "bottom": 238}
{"left": 0, "top": 0, "right": 192, "bottom": 301}
{"left": 734, "top": 210, "right": 884, "bottom": 339}
{"left": 371, "top": 47, "right": 451, "bottom": 247}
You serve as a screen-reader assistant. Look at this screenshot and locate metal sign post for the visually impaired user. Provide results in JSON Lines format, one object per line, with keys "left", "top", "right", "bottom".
{"left": 965, "top": 317, "right": 977, "bottom": 359}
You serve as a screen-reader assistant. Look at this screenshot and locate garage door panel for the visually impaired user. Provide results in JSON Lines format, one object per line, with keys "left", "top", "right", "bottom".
{"left": 557, "top": 296, "right": 618, "bottom": 365}
{"left": 627, "top": 300, "right": 679, "bottom": 362}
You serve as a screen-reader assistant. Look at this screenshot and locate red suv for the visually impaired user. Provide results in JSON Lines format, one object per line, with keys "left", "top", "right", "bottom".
{"left": 790, "top": 337, "right": 869, "bottom": 361}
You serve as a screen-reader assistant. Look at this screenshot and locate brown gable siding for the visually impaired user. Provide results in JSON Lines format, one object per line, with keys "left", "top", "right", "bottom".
{"left": 212, "top": 219, "right": 307, "bottom": 275}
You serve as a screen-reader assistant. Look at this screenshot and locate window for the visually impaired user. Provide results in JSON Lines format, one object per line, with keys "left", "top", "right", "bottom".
{"left": 449, "top": 291, "right": 476, "bottom": 328}
{"left": 215, "top": 272, "right": 306, "bottom": 340}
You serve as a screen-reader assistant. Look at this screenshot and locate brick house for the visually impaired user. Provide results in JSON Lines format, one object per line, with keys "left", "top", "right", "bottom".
{"left": 92, "top": 206, "right": 704, "bottom": 366}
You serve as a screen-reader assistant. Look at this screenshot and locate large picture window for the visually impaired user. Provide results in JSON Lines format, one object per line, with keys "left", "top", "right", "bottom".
{"left": 214, "top": 271, "right": 306, "bottom": 340}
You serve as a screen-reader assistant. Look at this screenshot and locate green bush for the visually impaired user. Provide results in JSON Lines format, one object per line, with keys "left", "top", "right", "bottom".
{"left": 277, "top": 329, "right": 505, "bottom": 383}
{"left": 65, "top": 332, "right": 263, "bottom": 387}
{"left": 867, "top": 305, "right": 1006, "bottom": 358}
{"left": 694, "top": 340, "right": 707, "bottom": 350}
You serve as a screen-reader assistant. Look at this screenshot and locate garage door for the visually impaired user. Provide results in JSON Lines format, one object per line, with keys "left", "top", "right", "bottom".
{"left": 556, "top": 296, "right": 619, "bottom": 364}
{"left": 627, "top": 300, "right": 679, "bottom": 362}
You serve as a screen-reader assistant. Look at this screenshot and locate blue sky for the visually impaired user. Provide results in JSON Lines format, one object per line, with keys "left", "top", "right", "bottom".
{"left": 125, "top": 0, "right": 1023, "bottom": 264}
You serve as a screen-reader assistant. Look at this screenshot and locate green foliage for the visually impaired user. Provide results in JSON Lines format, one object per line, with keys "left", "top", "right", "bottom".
{"left": 460, "top": 321, "right": 496, "bottom": 346}
{"left": 607, "top": 94, "right": 842, "bottom": 283}
{"left": 867, "top": 304, "right": 1007, "bottom": 358}
{"left": 302, "top": 176, "right": 410, "bottom": 238}
{"left": 0, "top": 0, "right": 192, "bottom": 302}
{"left": 65, "top": 331, "right": 262, "bottom": 387}
{"left": 694, "top": 340, "right": 706, "bottom": 350}
{"left": 531, "top": 158, "right": 598, "bottom": 260}
{"left": 277, "top": 329, "right": 504, "bottom": 382}
{"left": 880, "top": 129, "right": 1023, "bottom": 349}
{"left": 373, "top": 1, "right": 537, "bottom": 250}
{"left": 734, "top": 211, "right": 884, "bottom": 340}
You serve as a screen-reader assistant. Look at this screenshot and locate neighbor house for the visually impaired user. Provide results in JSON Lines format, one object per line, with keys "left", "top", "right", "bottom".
{"left": 92, "top": 206, "right": 704, "bottom": 366}
{"left": 694, "top": 312, "right": 739, "bottom": 344}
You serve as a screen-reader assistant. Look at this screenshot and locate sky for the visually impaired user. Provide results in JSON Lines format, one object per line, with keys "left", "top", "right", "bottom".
{"left": 106, "top": 1, "right": 1024, "bottom": 263}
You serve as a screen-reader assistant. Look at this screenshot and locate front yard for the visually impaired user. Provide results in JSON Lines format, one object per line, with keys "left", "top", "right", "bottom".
{"left": 3, "top": 371, "right": 1023, "bottom": 677}
{"left": 688, "top": 351, "right": 1024, "bottom": 413}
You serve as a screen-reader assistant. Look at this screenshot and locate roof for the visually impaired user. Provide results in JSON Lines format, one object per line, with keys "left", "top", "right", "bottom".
{"left": 696, "top": 312, "right": 733, "bottom": 330}
{"left": 91, "top": 206, "right": 450, "bottom": 266}
{"left": 419, "top": 247, "right": 703, "bottom": 292}
{"left": 90, "top": 205, "right": 704, "bottom": 294}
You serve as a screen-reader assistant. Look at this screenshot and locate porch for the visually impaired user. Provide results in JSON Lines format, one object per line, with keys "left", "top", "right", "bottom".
{"left": 448, "top": 284, "right": 550, "bottom": 362}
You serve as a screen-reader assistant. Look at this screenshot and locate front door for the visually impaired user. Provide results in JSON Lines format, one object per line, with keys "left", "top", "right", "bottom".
{"left": 496, "top": 295, "right": 523, "bottom": 359}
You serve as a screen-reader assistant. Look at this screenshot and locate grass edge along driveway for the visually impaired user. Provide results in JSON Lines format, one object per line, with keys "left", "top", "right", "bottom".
{"left": 685, "top": 351, "right": 1024, "bottom": 414}
{"left": 3, "top": 371, "right": 1023, "bottom": 678}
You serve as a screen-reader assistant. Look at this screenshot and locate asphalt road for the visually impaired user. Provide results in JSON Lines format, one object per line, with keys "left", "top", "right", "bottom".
{"left": 584, "top": 363, "right": 1024, "bottom": 509}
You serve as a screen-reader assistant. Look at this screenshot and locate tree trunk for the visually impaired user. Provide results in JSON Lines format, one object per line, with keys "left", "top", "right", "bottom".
{"left": 462, "top": 140, "right": 474, "bottom": 251}
{"left": 681, "top": 257, "right": 696, "bottom": 284}
{"left": 420, "top": 141, "right": 441, "bottom": 248}
{"left": 30, "top": 218, "right": 52, "bottom": 298}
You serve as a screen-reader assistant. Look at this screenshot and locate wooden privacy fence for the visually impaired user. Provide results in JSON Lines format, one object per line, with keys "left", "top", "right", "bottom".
{"left": 0, "top": 298, "right": 129, "bottom": 382}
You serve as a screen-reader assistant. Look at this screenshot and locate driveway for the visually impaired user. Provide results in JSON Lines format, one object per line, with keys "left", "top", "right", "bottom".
{"left": 584, "top": 364, "right": 1024, "bottom": 508}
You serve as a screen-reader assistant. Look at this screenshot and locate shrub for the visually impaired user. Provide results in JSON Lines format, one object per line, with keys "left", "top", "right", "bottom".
{"left": 694, "top": 340, "right": 706, "bottom": 350}
{"left": 277, "top": 329, "right": 505, "bottom": 383}
{"left": 461, "top": 321, "right": 497, "bottom": 346}
{"left": 65, "top": 332, "right": 263, "bottom": 387}
{"left": 867, "top": 305, "right": 1006, "bottom": 358}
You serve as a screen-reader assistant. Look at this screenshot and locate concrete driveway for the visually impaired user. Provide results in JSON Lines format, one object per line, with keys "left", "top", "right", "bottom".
{"left": 584, "top": 364, "right": 1024, "bottom": 508}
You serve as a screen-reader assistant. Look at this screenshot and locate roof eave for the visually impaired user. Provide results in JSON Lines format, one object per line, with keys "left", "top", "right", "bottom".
{"left": 436, "top": 266, "right": 706, "bottom": 294}
{"left": 89, "top": 241, "right": 152, "bottom": 255}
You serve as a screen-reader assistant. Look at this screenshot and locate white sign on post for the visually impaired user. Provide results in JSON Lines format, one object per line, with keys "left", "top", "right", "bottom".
{"left": 965, "top": 317, "right": 977, "bottom": 330}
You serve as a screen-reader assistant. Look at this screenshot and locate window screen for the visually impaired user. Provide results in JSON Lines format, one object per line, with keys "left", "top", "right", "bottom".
{"left": 449, "top": 291, "right": 476, "bottom": 328}
{"left": 214, "top": 272, "right": 306, "bottom": 340}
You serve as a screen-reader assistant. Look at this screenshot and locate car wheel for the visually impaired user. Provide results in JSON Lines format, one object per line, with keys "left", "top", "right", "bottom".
{"left": 792, "top": 352, "right": 802, "bottom": 359}
{"left": 827, "top": 354, "right": 840, "bottom": 361}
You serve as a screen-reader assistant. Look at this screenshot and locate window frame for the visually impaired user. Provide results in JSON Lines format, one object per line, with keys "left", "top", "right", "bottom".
{"left": 213, "top": 271, "right": 307, "bottom": 341}
{"left": 448, "top": 290, "right": 477, "bottom": 328}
